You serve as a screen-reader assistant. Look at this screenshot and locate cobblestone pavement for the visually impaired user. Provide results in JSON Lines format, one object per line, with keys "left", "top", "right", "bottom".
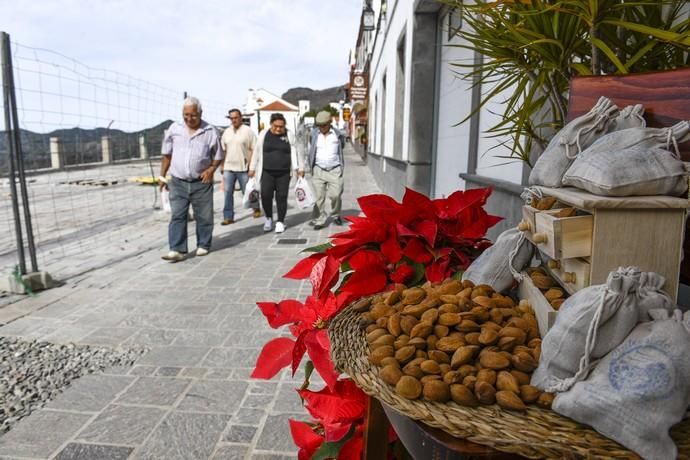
{"left": 0, "top": 145, "right": 381, "bottom": 459}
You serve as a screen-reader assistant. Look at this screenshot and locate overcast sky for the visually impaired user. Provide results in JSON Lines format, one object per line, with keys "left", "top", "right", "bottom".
{"left": 0, "top": 0, "right": 362, "bottom": 131}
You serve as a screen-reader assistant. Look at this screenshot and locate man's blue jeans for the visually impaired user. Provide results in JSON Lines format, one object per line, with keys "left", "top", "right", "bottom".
{"left": 223, "top": 170, "right": 249, "bottom": 220}
{"left": 168, "top": 177, "right": 213, "bottom": 253}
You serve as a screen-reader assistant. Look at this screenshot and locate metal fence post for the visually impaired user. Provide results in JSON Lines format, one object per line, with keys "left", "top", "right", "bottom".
{"left": 2, "top": 32, "right": 38, "bottom": 273}
{"left": 1, "top": 31, "right": 27, "bottom": 275}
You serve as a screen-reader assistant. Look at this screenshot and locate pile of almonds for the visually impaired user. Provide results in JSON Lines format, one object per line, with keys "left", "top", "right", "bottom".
{"left": 527, "top": 267, "right": 567, "bottom": 311}
{"left": 355, "top": 278, "right": 555, "bottom": 411}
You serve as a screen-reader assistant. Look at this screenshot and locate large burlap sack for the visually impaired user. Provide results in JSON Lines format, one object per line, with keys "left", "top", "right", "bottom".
{"left": 529, "top": 97, "right": 619, "bottom": 187}
{"left": 609, "top": 104, "right": 646, "bottom": 131}
{"left": 462, "top": 228, "right": 534, "bottom": 293}
{"left": 554, "top": 309, "right": 690, "bottom": 460}
{"left": 531, "top": 267, "right": 674, "bottom": 393}
{"left": 562, "top": 144, "right": 688, "bottom": 196}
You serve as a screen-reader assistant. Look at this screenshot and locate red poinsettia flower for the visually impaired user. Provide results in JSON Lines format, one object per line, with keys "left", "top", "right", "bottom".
{"left": 289, "top": 420, "right": 325, "bottom": 460}
{"left": 298, "top": 379, "right": 368, "bottom": 441}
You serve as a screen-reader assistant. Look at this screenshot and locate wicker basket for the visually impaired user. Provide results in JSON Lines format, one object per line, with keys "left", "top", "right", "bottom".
{"left": 329, "top": 299, "right": 690, "bottom": 459}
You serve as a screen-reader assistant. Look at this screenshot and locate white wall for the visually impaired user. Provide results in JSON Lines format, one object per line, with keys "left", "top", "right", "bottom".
{"left": 433, "top": 8, "right": 473, "bottom": 198}
{"left": 475, "top": 83, "right": 524, "bottom": 184}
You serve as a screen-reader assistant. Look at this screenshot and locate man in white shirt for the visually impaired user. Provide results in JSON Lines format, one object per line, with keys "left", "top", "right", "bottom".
{"left": 220, "top": 108, "right": 260, "bottom": 225}
{"left": 307, "top": 111, "right": 345, "bottom": 230}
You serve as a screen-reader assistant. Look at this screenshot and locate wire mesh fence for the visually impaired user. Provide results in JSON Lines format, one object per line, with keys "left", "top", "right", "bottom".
{"left": 0, "top": 34, "right": 230, "bottom": 284}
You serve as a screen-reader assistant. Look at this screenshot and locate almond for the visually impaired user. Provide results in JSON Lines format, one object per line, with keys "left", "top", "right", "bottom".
{"left": 420, "top": 360, "right": 442, "bottom": 375}
{"left": 379, "top": 365, "right": 403, "bottom": 386}
{"left": 351, "top": 297, "right": 372, "bottom": 312}
{"left": 506, "top": 317, "right": 529, "bottom": 331}
{"left": 439, "top": 294, "right": 459, "bottom": 305}
{"left": 551, "top": 298, "right": 565, "bottom": 310}
{"left": 402, "top": 364, "right": 424, "bottom": 379}
{"left": 519, "top": 385, "right": 541, "bottom": 403}
{"left": 421, "top": 308, "right": 439, "bottom": 324}
{"left": 534, "top": 196, "right": 556, "bottom": 210}
{"left": 456, "top": 319, "right": 481, "bottom": 333}
{"left": 438, "top": 313, "right": 462, "bottom": 326}
{"left": 479, "top": 352, "right": 510, "bottom": 370}
{"left": 387, "top": 313, "right": 402, "bottom": 337}
{"left": 428, "top": 350, "right": 450, "bottom": 364}
{"left": 465, "top": 332, "right": 480, "bottom": 345}
{"left": 450, "top": 346, "right": 478, "bottom": 369}
{"left": 543, "top": 288, "right": 564, "bottom": 302}
{"left": 476, "top": 369, "right": 497, "bottom": 386}
{"left": 455, "top": 364, "right": 476, "bottom": 381}
{"left": 497, "top": 336, "right": 518, "bottom": 352}
{"left": 512, "top": 351, "right": 538, "bottom": 373}
{"left": 436, "top": 336, "right": 465, "bottom": 353}
{"left": 537, "top": 392, "right": 555, "bottom": 409}
{"left": 439, "top": 363, "right": 451, "bottom": 375}
{"left": 400, "top": 316, "right": 418, "bottom": 335}
{"left": 423, "top": 380, "right": 451, "bottom": 402}
{"left": 438, "top": 303, "right": 460, "bottom": 315}
{"left": 385, "top": 290, "right": 402, "bottom": 306}
{"left": 463, "top": 375, "right": 477, "bottom": 391}
{"left": 393, "top": 335, "right": 410, "bottom": 350}
{"left": 380, "top": 357, "right": 398, "bottom": 368}
{"left": 434, "top": 325, "right": 450, "bottom": 338}
{"left": 473, "top": 295, "right": 493, "bottom": 308}
{"left": 461, "top": 280, "right": 475, "bottom": 289}
{"left": 402, "top": 288, "right": 426, "bottom": 305}
{"left": 478, "top": 328, "right": 499, "bottom": 346}
{"left": 437, "top": 279, "right": 462, "bottom": 295}
{"left": 366, "top": 328, "right": 387, "bottom": 343}
{"left": 395, "top": 376, "right": 422, "bottom": 399}
{"left": 369, "top": 345, "right": 394, "bottom": 366}
{"left": 402, "top": 303, "right": 432, "bottom": 318}
{"left": 415, "top": 349, "right": 428, "bottom": 360}
{"left": 376, "top": 317, "right": 389, "bottom": 328}
{"left": 408, "top": 337, "right": 427, "bottom": 349}
{"left": 372, "top": 334, "right": 395, "bottom": 348}
{"left": 489, "top": 308, "right": 504, "bottom": 325}
{"left": 426, "top": 335, "right": 438, "bottom": 351}
{"left": 554, "top": 207, "right": 577, "bottom": 218}
{"left": 511, "top": 370, "right": 531, "bottom": 386}
{"left": 450, "top": 384, "right": 480, "bottom": 407}
{"left": 496, "top": 371, "right": 520, "bottom": 393}
{"left": 394, "top": 345, "right": 416, "bottom": 363}
{"left": 496, "top": 390, "right": 527, "bottom": 411}
{"left": 499, "top": 327, "right": 527, "bottom": 345}
{"left": 420, "top": 375, "right": 442, "bottom": 385}
{"left": 474, "top": 381, "right": 496, "bottom": 405}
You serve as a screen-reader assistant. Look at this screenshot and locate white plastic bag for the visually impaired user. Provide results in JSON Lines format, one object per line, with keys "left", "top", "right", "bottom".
{"left": 243, "top": 177, "right": 261, "bottom": 209}
{"left": 161, "top": 188, "right": 171, "bottom": 213}
{"left": 294, "top": 177, "right": 315, "bottom": 209}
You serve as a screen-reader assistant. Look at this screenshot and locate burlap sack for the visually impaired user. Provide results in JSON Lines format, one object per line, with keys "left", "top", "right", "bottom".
{"left": 610, "top": 104, "right": 646, "bottom": 131}
{"left": 562, "top": 144, "right": 688, "bottom": 196}
{"left": 462, "top": 228, "right": 534, "bottom": 293}
{"left": 529, "top": 97, "right": 619, "bottom": 187}
{"left": 531, "top": 267, "right": 674, "bottom": 393}
{"left": 554, "top": 309, "right": 690, "bottom": 460}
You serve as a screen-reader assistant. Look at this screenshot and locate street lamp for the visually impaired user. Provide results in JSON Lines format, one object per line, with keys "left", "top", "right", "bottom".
{"left": 362, "top": 3, "right": 375, "bottom": 31}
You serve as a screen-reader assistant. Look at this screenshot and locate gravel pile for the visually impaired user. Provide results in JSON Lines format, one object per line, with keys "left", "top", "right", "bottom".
{"left": 0, "top": 336, "right": 146, "bottom": 433}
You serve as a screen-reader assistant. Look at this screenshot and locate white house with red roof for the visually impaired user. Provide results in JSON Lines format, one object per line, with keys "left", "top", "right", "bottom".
{"left": 243, "top": 88, "right": 300, "bottom": 136}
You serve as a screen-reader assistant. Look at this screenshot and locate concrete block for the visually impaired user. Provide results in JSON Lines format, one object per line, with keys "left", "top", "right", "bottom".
{"left": 0, "top": 271, "right": 54, "bottom": 294}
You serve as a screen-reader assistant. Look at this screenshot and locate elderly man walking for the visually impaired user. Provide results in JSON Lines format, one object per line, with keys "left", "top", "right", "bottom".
{"left": 308, "top": 111, "right": 345, "bottom": 230}
{"left": 220, "top": 108, "right": 260, "bottom": 225}
{"left": 159, "top": 97, "right": 224, "bottom": 262}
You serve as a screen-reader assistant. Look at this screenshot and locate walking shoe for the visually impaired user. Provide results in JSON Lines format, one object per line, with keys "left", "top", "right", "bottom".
{"left": 221, "top": 219, "right": 234, "bottom": 225}
{"left": 253, "top": 209, "right": 262, "bottom": 218}
{"left": 313, "top": 224, "right": 325, "bottom": 230}
{"left": 196, "top": 248, "right": 209, "bottom": 256}
{"left": 263, "top": 218, "right": 273, "bottom": 232}
{"left": 275, "top": 222, "right": 285, "bottom": 233}
{"left": 162, "top": 250, "right": 184, "bottom": 262}
{"left": 333, "top": 216, "right": 343, "bottom": 226}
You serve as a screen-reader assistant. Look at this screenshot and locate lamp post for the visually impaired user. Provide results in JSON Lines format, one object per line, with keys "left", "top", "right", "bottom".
{"left": 362, "top": 2, "right": 375, "bottom": 32}
{"left": 256, "top": 97, "right": 263, "bottom": 133}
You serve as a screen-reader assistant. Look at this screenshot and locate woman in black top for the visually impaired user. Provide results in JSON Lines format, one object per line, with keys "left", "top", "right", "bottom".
{"left": 249, "top": 113, "right": 305, "bottom": 233}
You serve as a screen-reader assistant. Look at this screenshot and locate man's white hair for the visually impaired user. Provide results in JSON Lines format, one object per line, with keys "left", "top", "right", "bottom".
{"left": 183, "top": 96, "right": 202, "bottom": 112}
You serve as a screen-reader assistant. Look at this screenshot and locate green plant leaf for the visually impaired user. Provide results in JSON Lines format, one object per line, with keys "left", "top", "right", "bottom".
{"left": 312, "top": 424, "right": 356, "bottom": 460}
{"left": 604, "top": 19, "right": 690, "bottom": 46}
{"left": 591, "top": 37, "right": 628, "bottom": 73}
{"left": 301, "top": 242, "right": 332, "bottom": 254}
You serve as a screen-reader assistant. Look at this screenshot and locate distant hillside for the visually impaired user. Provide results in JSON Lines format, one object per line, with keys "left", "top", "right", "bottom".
{"left": 0, "top": 120, "right": 173, "bottom": 171}
{"left": 282, "top": 85, "right": 347, "bottom": 111}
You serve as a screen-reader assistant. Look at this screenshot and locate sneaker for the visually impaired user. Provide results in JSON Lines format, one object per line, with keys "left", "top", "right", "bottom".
{"left": 263, "top": 218, "right": 273, "bottom": 232}
{"left": 275, "top": 222, "right": 285, "bottom": 233}
{"left": 162, "top": 250, "right": 184, "bottom": 262}
{"left": 253, "top": 209, "right": 262, "bottom": 218}
{"left": 196, "top": 248, "right": 209, "bottom": 256}
{"left": 333, "top": 216, "right": 343, "bottom": 226}
{"left": 221, "top": 219, "right": 234, "bottom": 226}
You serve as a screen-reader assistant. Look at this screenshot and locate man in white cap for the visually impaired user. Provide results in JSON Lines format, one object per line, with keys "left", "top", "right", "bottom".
{"left": 307, "top": 111, "right": 345, "bottom": 230}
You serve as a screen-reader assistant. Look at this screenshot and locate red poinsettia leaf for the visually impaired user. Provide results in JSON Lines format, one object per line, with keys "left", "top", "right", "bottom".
{"left": 251, "top": 337, "right": 295, "bottom": 379}
{"left": 337, "top": 431, "right": 364, "bottom": 460}
{"left": 257, "top": 300, "right": 304, "bottom": 329}
{"left": 379, "top": 229, "right": 402, "bottom": 263}
{"left": 410, "top": 220, "right": 438, "bottom": 247}
{"left": 399, "top": 187, "right": 437, "bottom": 223}
{"left": 426, "top": 256, "right": 451, "bottom": 284}
{"left": 401, "top": 238, "right": 433, "bottom": 264}
{"left": 357, "top": 194, "right": 402, "bottom": 224}
{"left": 310, "top": 256, "right": 341, "bottom": 299}
{"left": 304, "top": 330, "right": 339, "bottom": 389}
{"left": 289, "top": 419, "right": 324, "bottom": 460}
{"left": 292, "top": 331, "right": 308, "bottom": 376}
{"left": 298, "top": 381, "right": 368, "bottom": 429}
{"left": 284, "top": 253, "right": 327, "bottom": 279}
{"left": 339, "top": 265, "right": 389, "bottom": 300}
{"left": 445, "top": 188, "right": 492, "bottom": 216}
{"left": 390, "top": 263, "right": 415, "bottom": 284}
{"left": 459, "top": 210, "right": 502, "bottom": 239}
{"left": 347, "top": 249, "right": 386, "bottom": 270}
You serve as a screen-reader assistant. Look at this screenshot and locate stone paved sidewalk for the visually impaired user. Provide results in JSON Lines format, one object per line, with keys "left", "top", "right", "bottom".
{"left": 0, "top": 145, "right": 380, "bottom": 460}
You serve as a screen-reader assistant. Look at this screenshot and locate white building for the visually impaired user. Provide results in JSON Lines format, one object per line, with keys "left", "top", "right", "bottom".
{"left": 353, "top": 0, "right": 527, "bottom": 236}
{"left": 242, "top": 89, "right": 300, "bottom": 136}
